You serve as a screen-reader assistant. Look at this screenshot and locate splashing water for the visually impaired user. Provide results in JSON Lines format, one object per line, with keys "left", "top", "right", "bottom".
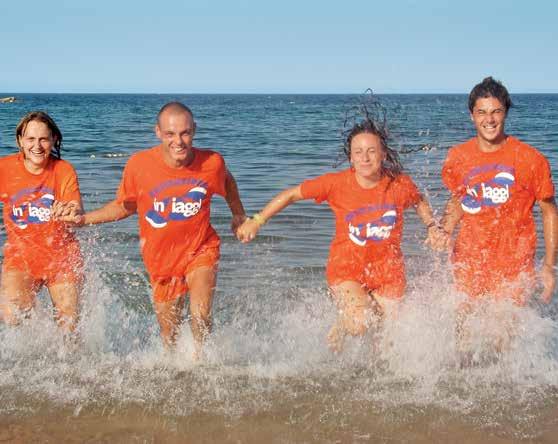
{"left": 2, "top": 244, "right": 558, "bottom": 442}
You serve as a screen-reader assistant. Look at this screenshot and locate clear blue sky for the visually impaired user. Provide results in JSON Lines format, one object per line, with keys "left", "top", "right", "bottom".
{"left": 1, "top": 0, "right": 556, "bottom": 93}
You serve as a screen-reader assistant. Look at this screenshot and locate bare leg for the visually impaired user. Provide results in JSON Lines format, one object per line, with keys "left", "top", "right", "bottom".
{"left": 186, "top": 266, "right": 216, "bottom": 360}
{"left": 0, "top": 270, "right": 38, "bottom": 326}
{"left": 456, "top": 300, "right": 474, "bottom": 368}
{"left": 153, "top": 294, "right": 186, "bottom": 349}
{"left": 326, "top": 317, "right": 347, "bottom": 354}
{"left": 328, "top": 281, "right": 382, "bottom": 353}
{"left": 48, "top": 282, "right": 80, "bottom": 338}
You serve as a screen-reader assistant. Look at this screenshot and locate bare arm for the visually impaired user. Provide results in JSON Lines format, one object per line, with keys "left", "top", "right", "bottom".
{"left": 414, "top": 195, "right": 449, "bottom": 250}
{"left": 258, "top": 185, "right": 305, "bottom": 220}
{"left": 236, "top": 185, "right": 305, "bottom": 242}
{"left": 224, "top": 169, "right": 247, "bottom": 234}
{"left": 81, "top": 200, "right": 137, "bottom": 225}
{"left": 53, "top": 199, "right": 136, "bottom": 226}
{"left": 415, "top": 196, "right": 436, "bottom": 226}
{"left": 440, "top": 195, "right": 464, "bottom": 235}
{"left": 539, "top": 197, "right": 558, "bottom": 303}
{"left": 427, "top": 195, "right": 464, "bottom": 251}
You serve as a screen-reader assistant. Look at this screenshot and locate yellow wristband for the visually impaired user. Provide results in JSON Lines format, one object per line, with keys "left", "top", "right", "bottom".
{"left": 252, "top": 213, "right": 266, "bottom": 226}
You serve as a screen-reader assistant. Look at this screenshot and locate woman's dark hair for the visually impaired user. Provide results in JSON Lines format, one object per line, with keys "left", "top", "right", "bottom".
{"left": 468, "top": 76, "right": 512, "bottom": 113}
{"left": 343, "top": 117, "right": 402, "bottom": 180}
{"left": 16, "top": 111, "right": 62, "bottom": 159}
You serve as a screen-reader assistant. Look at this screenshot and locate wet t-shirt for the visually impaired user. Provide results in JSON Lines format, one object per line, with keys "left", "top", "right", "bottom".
{"left": 301, "top": 169, "right": 421, "bottom": 298}
{"left": 0, "top": 153, "right": 81, "bottom": 265}
{"left": 442, "top": 136, "right": 555, "bottom": 296}
{"left": 116, "top": 146, "right": 226, "bottom": 279}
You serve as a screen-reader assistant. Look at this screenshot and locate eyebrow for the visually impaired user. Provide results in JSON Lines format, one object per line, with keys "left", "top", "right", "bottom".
{"left": 475, "top": 107, "right": 504, "bottom": 112}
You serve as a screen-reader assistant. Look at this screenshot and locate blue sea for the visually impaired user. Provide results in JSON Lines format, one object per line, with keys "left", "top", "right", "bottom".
{"left": 0, "top": 94, "right": 557, "bottom": 443}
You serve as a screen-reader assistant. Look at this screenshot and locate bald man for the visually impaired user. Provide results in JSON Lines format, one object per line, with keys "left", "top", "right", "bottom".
{"left": 59, "top": 102, "right": 246, "bottom": 358}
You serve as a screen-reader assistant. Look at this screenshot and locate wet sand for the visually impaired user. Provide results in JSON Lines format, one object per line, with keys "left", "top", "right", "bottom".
{"left": 2, "top": 405, "right": 557, "bottom": 444}
{"left": 2, "top": 380, "right": 558, "bottom": 444}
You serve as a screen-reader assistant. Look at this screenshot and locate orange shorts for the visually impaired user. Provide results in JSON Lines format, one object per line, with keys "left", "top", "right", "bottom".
{"left": 150, "top": 247, "right": 220, "bottom": 303}
{"left": 326, "top": 255, "right": 406, "bottom": 299}
{"left": 453, "top": 261, "right": 535, "bottom": 305}
{"left": 2, "top": 242, "right": 83, "bottom": 286}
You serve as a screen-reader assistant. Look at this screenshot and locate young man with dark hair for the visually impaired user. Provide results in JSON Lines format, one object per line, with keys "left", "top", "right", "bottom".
{"left": 437, "top": 77, "right": 558, "bottom": 357}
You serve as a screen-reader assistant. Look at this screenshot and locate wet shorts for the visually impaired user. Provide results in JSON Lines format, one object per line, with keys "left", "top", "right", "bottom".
{"left": 150, "top": 247, "right": 220, "bottom": 303}
{"left": 453, "top": 261, "right": 535, "bottom": 306}
{"left": 2, "top": 242, "right": 83, "bottom": 286}
{"left": 326, "top": 255, "right": 406, "bottom": 300}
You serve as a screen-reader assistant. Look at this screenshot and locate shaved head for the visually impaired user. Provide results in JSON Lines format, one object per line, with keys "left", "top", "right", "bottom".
{"left": 157, "top": 102, "right": 194, "bottom": 125}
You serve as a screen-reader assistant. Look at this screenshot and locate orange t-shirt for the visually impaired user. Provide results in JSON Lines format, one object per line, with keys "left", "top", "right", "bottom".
{"left": 442, "top": 136, "right": 555, "bottom": 297}
{"left": 0, "top": 153, "right": 82, "bottom": 268}
{"left": 300, "top": 169, "right": 421, "bottom": 298}
{"left": 116, "top": 146, "right": 227, "bottom": 280}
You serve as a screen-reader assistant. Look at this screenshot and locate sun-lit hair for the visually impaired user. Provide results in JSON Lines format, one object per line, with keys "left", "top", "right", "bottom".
{"left": 16, "top": 111, "right": 63, "bottom": 159}
{"left": 468, "top": 76, "right": 513, "bottom": 113}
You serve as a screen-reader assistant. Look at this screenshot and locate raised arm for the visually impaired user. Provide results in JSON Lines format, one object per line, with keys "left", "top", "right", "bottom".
{"left": 539, "top": 197, "right": 558, "bottom": 303}
{"left": 224, "top": 169, "right": 248, "bottom": 235}
{"left": 236, "top": 185, "right": 305, "bottom": 243}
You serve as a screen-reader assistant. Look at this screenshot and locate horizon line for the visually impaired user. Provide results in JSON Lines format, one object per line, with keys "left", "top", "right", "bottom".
{"left": 2, "top": 91, "right": 558, "bottom": 95}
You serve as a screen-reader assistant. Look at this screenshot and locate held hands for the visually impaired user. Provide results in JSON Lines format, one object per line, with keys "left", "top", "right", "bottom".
{"left": 425, "top": 224, "right": 451, "bottom": 252}
{"left": 236, "top": 217, "right": 263, "bottom": 243}
{"left": 51, "top": 200, "right": 85, "bottom": 225}
{"left": 540, "top": 264, "right": 556, "bottom": 304}
{"left": 231, "top": 214, "right": 248, "bottom": 237}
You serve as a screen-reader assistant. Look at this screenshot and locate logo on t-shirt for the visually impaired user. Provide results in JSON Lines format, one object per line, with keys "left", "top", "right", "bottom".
{"left": 461, "top": 164, "right": 515, "bottom": 214}
{"left": 345, "top": 204, "right": 397, "bottom": 247}
{"left": 10, "top": 187, "right": 55, "bottom": 229}
{"left": 145, "top": 178, "right": 208, "bottom": 228}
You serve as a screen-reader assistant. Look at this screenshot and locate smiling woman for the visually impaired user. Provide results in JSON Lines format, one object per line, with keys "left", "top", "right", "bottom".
{"left": 236, "top": 104, "right": 448, "bottom": 353}
{"left": 0, "top": 111, "right": 84, "bottom": 337}
{"left": 17, "top": 120, "right": 57, "bottom": 171}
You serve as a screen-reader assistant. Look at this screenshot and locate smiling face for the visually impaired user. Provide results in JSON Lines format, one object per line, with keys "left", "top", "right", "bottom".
{"left": 470, "top": 96, "right": 507, "bottom": 149}
{"left": 349, "top": 132, "right": 385, "bottom": 183}
{"left": 17, "top": 120, "right": 55, "bottom": 173}
{"left": 155, "top": 108, "right": 196, "bottom": 168}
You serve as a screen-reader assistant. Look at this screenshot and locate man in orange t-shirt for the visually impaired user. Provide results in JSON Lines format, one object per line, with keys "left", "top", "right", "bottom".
{"left": 0, "top": 111, "right": 83, "bottom": 335}
{"left": 440, "top": 77, "right": 557, "bottom": 305}
{"left": 60, "top": 102, "right": 246, "bottom": 358}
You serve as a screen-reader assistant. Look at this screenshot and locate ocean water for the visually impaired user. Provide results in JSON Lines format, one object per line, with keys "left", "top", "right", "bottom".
{"left": 0, "top": 94, "right": 557, "bottom": 443}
